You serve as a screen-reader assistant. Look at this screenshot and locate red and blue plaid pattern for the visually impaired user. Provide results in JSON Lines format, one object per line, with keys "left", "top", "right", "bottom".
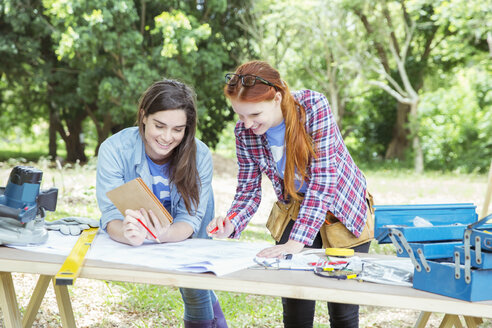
{"left": 227, "top": 90, "right": 368, "bottom": 246}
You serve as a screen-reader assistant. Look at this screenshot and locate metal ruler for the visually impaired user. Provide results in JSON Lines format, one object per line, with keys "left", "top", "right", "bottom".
{"left": 55, "top": 227, "right": 98, "bottom": 285}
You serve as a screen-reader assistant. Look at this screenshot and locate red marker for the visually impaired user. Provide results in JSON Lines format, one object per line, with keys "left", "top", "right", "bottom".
{"left": 209, "top": 212, "right": 237, "bottom": 234}
{"left": 136, "top": 218, "right": 161, "bottom": 243}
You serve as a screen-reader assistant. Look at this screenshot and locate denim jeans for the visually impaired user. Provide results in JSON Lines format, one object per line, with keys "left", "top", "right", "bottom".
{"left": 278, "top": 220, "right": 371, "bottom": 328}
{"left": 180, "top": 288, "right": 218, "bottom": 321}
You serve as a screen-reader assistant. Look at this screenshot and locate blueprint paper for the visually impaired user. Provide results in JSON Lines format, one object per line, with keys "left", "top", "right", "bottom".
{"left": 8, "top": 230, "right": 271, "bottom": 276}
{"left": 6, "top": 231, "right": 79, "bottom": 254}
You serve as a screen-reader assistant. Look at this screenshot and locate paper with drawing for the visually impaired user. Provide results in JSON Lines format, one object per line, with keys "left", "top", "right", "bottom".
{"left": 8, "top": 231, "right": 270, "bottom": 276}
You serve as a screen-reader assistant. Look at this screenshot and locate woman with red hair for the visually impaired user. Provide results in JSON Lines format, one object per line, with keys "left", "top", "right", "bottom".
{"left": 208, "top": 61, "right": 373, "bottom": 328}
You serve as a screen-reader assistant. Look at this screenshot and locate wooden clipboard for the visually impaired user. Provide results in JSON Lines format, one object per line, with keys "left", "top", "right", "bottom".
{"left": 106, "top": 177, "right": 173, "bottom": 226}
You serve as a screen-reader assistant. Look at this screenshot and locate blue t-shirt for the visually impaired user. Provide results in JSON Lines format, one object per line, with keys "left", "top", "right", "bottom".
{"left": 145, "top": 155, "right": 172, "bottom": 213}
{"left": 265, "top": 120, "right": 307, "bottom": 193}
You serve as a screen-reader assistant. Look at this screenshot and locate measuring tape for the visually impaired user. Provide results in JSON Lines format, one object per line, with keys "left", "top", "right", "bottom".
{"left": 325, "top": 247, "right": 355, "bottom": 257}
{"left": 55, "top": 227, "right": 98, "bottom": 285}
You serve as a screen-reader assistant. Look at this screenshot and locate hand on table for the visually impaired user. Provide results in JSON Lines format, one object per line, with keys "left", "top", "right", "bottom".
{"left": 256, "top": 240, "right": 305, "bottom": 258}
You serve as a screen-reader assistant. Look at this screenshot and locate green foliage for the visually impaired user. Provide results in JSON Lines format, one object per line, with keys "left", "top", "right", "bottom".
{"left": 0, "top": 0, "right": 52, "bottom": 132}
{"left": 1, "top": 0, "right": 253, "bottom": 162}
{"left": 419, "top": 65, "right": 492, "bottom": 173}
{"left": 1, "top": 0, "right": 490, "bottom": 172}
{"left": 0, "top": 151, "right": 47, "bottom": 163}
{"left": 214, "top": 120, "right": 238, "bottom": 159}
{"left": 433, "top": 0, "right": 492, "bottom": 51}
{"left": 153, "top": 10, "right": 211, "bottom": 57}
{"left": 0, "top": 125, "right": 59, "bottom": 161}
{"left": 344, "top": 89, "right": 398, "bottom": 163}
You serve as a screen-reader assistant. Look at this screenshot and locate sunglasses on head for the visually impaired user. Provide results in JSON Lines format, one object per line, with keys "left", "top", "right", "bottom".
{"left": 224, "top": 73, "right": 277, "bottom": 89}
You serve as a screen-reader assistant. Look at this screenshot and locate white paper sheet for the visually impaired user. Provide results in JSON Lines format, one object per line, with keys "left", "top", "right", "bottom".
{"left": 253, "top": 253, "right": 322, "bottom": 270}
{"left": 8, "top": 231, "right": 271, "bottom": 276}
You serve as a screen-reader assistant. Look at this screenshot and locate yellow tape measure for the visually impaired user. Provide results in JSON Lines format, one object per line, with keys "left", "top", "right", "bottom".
{"left": 325, "top": 248, "right": 354, "bottom": 257}
{"left": 55, "top": 227, "right": 98, "bottom": 285}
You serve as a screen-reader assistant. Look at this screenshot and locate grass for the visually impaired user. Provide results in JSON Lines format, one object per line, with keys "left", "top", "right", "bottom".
{"left": 1, "top": 157, "right": 492, "bottom": 327}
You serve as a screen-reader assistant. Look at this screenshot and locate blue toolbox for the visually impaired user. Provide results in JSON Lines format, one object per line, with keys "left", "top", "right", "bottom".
{"left": 412, "top": 215, "right": 492, "bottom": 301}
{"left": 373, "top": 203, "right": 492, "bottom": 301}
{"left": 374, "top": 203, "right": 478, "bottom": 244}
{"left": 373, "top": 203, "right": 478, "bottom": 270}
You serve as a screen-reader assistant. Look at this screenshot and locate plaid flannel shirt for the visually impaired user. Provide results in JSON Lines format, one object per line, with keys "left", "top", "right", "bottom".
{"left": 227, "top": 90, "right": 368, "bottom": 246}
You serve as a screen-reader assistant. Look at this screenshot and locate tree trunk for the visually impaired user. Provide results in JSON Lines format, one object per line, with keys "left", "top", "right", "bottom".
{"left": 64, "top": 117, "right": 87, "bottom": 163}
{"left": 410, "top": 101, "right": 424, "bottom": 173}
{"left": 55, "top": 111, "right": 88, "bottom": 163}
{"left": 86, "top": 108, "right": 114, "bottom": 157}
{"left": 48, "top": 108, "right": 57, "bottom": 160}
{"left": 385, "top": 102, "right": 410, "bottom": 160}
{"left": 413, "top": 134, "right": 424, "bottom": 173}
{"left": 94, "top": 122, "right": 113, "bottom": 157}
{"left": 329, "top": 90, "right": 343, "bottom": 128}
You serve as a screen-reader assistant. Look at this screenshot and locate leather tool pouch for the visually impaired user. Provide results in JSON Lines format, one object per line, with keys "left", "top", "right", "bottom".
{"left": 266, "top": 198, "right": 301, "bottom": 242}
{"left": 266, "top": 192, "right": 375, "bottom": 248}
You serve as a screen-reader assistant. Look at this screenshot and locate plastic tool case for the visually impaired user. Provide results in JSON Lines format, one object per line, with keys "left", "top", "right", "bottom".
{"left": 374, "top": 204, "right": 492, "bottom": 301}
{"left": 373, "top": 203, "right": 477, "bottom": 262}
{"left": 412, "top": 215, "right": 492, "bottom": 301}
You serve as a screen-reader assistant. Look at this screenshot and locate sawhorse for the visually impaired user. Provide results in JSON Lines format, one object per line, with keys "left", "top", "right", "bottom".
{"left": 0, "top": 272, "right": 75, "bottom": 328}
{"left": 414, "top": 312, "right": 483, "bottom": 328}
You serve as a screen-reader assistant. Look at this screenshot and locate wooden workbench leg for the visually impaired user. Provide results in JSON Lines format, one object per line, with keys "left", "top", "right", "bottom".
{"left": 439, "top": 314, "right": 463, "bottom": 328}
{"left": 414, "top": 311, "right": 432, "bottom": 328}
{"left": 21, "top": 275, "right": 52, "bottom": 328}
{"left": 0, "top": 272, "right": 22, "bottom": 328}
{"left": 52, "top": 279, "right": 76, "bottom": 328}
{"left": 463, "top": 316, "right": 483, "bottom": 328}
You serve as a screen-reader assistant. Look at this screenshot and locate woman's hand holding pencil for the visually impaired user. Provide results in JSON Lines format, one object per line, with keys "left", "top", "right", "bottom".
{"left": 123, "top": 208, "right": 163, "bottom": 245}
{"left": 136, "top": 218, "right": 161, "bottom": 243}
{"left": 207, "top": 212, "right": 237, "bottom": 238}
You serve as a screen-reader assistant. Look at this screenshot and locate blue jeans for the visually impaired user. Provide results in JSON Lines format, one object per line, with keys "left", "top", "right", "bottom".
{"left": 180, "top": 288, "right": 218, "bottom": 321}
{"left": 278, "top": 220, "right": 371, "bottom": 328}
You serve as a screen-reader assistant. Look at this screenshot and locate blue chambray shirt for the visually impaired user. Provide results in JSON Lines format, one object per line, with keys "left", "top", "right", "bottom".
{"left": 96, "top": 127, "right": 214, "bottom": 239}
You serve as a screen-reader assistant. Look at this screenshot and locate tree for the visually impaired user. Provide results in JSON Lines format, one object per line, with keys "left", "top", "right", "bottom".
{"left": 235, "top": 0, "right": 359, "bottom": 129}
{"left": 340, "top": 0, "right": 458, "bottom": 173}
{"left": 294, "top": 1, "right": 360, "bottom": 129}
{"left": 419, "top": 66, "right": 492, "bottom": 172}
{"left": 45, "top": 0, "right": 252, "bottom": 159}
{"left": 433, "top": 0, "right": 492, "bottom": 56}
{"left": 1, "top": 1, "right": 253, "bottom": 161}
{"left": 1, "top": 1, "right": 52, "bottom": 153}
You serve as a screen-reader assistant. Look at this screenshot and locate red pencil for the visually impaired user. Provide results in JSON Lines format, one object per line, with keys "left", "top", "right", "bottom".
{"left": 209, "top": 212, "right": 237, "bottom": 234}
{"left": 136, "top": 218, "right": 161, "bottom": 243}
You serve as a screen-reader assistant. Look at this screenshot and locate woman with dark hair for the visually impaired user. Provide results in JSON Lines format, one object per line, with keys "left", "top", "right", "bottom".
{"left": 96, "top": 79, "right": 227, "bottom": 328}
{"left": 207, "top": 61, "right": 373, "bottom": 328}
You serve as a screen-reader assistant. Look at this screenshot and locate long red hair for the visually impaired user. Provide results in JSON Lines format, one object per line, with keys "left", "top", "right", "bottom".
{"left": 224, "top": 61, "right": 316, "bottom": 201}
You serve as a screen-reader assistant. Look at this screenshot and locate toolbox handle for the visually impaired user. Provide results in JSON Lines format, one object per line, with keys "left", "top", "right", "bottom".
{"left": 463, "top": 230, "right": 472, "bottom": 284}
{"left": 467, "top": 213, "right": 492, "bottom": 230}
{"left": 388, "top": 228, "right": 430, "bottom": 272}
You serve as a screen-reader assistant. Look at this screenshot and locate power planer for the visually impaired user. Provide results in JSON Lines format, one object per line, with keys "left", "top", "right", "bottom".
{"left": 0, "top": 165, "right": 58, "bottom": 245}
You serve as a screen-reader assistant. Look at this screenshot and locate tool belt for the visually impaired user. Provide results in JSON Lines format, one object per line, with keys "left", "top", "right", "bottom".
{"left": 266, "top": 192, "right": 375, "bottom": 249}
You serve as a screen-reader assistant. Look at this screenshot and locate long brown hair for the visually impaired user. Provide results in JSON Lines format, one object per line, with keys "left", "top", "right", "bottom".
{"left": 224, "top": 61, "right": 316, "bottom": 201}
{"left": 137, "top": 80, "right": 199, "bottom": 213}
